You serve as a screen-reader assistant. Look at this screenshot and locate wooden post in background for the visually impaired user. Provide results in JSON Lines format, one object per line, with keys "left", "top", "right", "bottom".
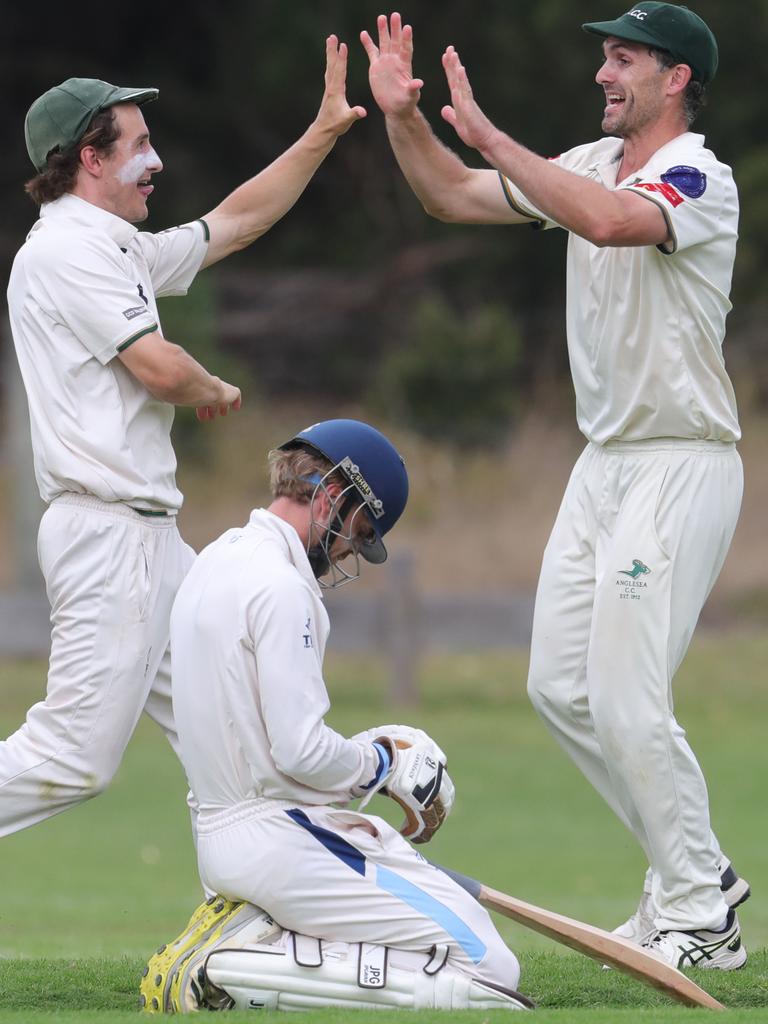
{"left": 382, "top": 551, "right": 422, "bottom": 708}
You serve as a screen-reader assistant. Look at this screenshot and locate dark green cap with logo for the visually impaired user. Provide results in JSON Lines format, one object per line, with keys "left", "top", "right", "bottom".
{"left": 582, "top": 3, "right": 718, "bottom": 84}
{"left": 25, "top": 77, "right": 159, "bottom": 173}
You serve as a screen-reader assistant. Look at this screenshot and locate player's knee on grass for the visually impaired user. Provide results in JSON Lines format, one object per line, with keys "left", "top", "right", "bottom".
{"left": 198, "top": 934, "right": 532, "bottom": 1012}
{"left": 476, "top": 940, "right": 522, "bottom": 992}
{"left": 141, "top": 897, "right": 532, "bottom": 1013}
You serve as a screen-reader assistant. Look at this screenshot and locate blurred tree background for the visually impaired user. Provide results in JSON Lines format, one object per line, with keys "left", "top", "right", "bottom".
{"left": 1, "top": 0, "right": 767, "bottom": 596}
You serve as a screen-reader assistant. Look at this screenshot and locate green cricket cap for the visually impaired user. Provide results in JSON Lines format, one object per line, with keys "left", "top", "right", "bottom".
{"left": 582, "top": 3, "right": 718, "bottom": 84}
{"left": 25, "top": 77, "right": 159, "bottom": 173}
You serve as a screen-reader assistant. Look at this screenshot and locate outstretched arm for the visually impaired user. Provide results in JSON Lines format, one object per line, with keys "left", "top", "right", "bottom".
{"left": 200, "top": 36, "right": 366, "bottom": 268}
{"left": 440, "top": 46, "right": 669, "bottom": 247}
{"left": 361, "top": 12, "right": 522, "bottom": 225}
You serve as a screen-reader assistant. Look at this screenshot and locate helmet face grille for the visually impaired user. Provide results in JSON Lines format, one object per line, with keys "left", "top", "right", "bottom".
{"left": 306, "top": 472, "right": 367, "bottom": 589}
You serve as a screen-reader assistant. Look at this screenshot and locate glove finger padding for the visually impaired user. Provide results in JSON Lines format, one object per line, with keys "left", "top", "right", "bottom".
{"left": 349, "top": 724, "right": 434, "bottom": 749}
{"left": 380, "top": 738, "right": 455, "bottom": 844}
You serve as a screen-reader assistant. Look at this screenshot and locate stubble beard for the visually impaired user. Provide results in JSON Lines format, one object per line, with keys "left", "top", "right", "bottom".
{"left": 602, "top": 88, "right": 662, "bottom": 138}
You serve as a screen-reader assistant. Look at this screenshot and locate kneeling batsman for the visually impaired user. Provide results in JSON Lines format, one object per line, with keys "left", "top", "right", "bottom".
{"left": 139, "top": 728, "right": 502, "bottom": 1015}
{"left": 142, "top": 418, "right": 528, "bottom": 1013}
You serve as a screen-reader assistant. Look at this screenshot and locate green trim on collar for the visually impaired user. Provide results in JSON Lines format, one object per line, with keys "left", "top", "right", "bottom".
{"left": 197, "top": 217, "right": 210, "bottom": 242}
{"left": 117, "top": 324, "right": 158, "bottom": 352}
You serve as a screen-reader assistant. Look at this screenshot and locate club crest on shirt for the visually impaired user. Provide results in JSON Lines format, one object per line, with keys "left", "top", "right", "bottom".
{"left": 661, "top": 165, "right": 707, "bottom": 198}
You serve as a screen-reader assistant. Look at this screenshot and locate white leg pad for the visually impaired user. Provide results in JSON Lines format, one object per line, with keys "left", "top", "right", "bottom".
{"left": 198, "top": 933, "right": 532, "bottom": 1011}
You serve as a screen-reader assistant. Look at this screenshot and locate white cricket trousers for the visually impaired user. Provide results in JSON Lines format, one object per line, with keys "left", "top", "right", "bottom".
{"left": 196, "top": 800, "right": 521, "bottom": 991}
{"left": 527, "top": 439, "right": 742, "bottom": 932}
{"left": 0, "top": 493, "right": 195, "bottom": 835}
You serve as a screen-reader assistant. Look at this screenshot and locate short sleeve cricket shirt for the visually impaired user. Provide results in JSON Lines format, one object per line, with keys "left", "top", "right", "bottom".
{"left": 499, "top": 133, "right": 740, "bottom": 443}
{"left": 8, "top": 193, "right": 209, "bottom": 510}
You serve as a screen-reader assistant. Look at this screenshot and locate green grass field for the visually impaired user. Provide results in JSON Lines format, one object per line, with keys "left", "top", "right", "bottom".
{"left": 0, "top": 629, "right": 766, "bottom": 1021}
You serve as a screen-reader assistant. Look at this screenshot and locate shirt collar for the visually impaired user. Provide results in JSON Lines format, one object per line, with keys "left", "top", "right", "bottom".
{"left": 589, "top": 132, "right": 705, "bottom": 187}
{"left": 247, "top": 508, "right": 323, "bottom": 597}
{"left": 589, "top": 138, "right": 625, "bottom": 188}
{"left": 632, "top": 132, "right": 705, "bottom": 178}
{"left": 39, "top": 193, "right": 139, "bottom": 247}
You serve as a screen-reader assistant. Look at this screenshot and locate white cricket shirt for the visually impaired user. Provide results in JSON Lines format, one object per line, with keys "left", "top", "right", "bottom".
{"left": 500, "top": 133, "right": 740, "bottom": 443}
{"left": 170, "top": 509, "right": 381, "bottom": 813}
{"left": 7, "top": 193, "right": 209, "bottom": 511}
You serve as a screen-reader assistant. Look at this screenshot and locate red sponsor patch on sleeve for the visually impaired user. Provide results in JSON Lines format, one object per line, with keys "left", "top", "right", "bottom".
{"left": 633, "top": 181, "right": 685, "bottom": 207}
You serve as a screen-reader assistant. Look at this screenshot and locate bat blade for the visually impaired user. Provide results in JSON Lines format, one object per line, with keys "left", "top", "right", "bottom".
{"left": 478, "top": 883, "right": 725, "bottom": 1010}
{"left": 433, "top": 865, "right": 724, "bottom": 1010}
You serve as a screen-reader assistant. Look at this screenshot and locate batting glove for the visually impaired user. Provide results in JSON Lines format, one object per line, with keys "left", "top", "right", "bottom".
{"left": 355, "top": 726, "right": 455, "bottom": 844}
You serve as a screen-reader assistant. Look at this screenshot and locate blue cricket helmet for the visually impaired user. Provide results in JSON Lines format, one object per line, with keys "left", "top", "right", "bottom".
{"left": 279, "top": 419, "right": 409, "bottom": 564}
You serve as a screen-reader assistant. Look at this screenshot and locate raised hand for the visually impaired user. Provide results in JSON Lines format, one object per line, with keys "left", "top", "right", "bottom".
{"left": 440, "top": 46, "right": 497, "bottom": 153}
{"left": 315, "top": 35, "right": 367, "bottom": 137}
{"left": 361, "top": 12, "right": 424, "bottom": 117}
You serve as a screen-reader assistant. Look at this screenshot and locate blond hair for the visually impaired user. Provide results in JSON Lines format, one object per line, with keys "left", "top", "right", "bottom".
{"left": 267, "top": 446, "right": 347, "bottom": 503}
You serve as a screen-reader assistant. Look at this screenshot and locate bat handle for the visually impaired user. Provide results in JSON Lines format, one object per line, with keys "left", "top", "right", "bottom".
{"left": 430, "top": 861, "right": 483, "bottom": 900}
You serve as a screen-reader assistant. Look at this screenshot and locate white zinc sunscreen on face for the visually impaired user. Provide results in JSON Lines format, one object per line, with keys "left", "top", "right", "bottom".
{"left": 117, "top": 148, "right": 161, "bottom": 184}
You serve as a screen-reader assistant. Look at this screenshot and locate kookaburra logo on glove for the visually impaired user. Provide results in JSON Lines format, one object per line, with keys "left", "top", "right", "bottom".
{"left": 383, "top": 741, "right": 452, "bottom": 843}
{"left": 406, "top": 753, "right": 442, "bottom": 805}
{"left": 357, "top": 726, "right": 455, "bottom": 844}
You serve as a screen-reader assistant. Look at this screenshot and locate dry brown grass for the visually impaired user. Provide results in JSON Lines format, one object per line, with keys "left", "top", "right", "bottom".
{"left": 2, "top": 406, "right": 766, "bottom": 611}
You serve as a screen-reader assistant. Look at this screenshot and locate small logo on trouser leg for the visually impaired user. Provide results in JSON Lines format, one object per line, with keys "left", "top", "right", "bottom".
{"left": 618, "top": 559, "right": 651, "bottom": 578}
{"left": 616, "top": 559, "right": 651, "bottom": 601}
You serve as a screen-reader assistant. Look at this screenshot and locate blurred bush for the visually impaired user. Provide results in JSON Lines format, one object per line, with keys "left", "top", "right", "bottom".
{"left": 2, "top": 0, "right": 766, "bottom": 419}
{"left": 158, "top": 274, "right": 259, "bottom": 464}
{"left": 371, "top": 295, "right": 523, "bottom": 448}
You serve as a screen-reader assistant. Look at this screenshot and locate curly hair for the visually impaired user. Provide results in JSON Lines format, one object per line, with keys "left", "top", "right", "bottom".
{"left": 24, "top": 107, "right": 121, "bottom": 206}
{"left": 650, "top": 47, "right": 707, "bottom": 127}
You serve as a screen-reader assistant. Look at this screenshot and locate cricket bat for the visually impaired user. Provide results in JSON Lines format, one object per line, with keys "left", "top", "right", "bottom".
{"left": 437, "top": 864, "right": 725, "bottom": 1010}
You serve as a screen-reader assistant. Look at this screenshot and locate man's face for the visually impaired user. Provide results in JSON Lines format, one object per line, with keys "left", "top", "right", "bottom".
{"left": 595, "top": 39, "right": 672, "bottom": 137}
{"left": 307, "top": 488, "right": 378, "bottom": 586}
{"left": 328, "top": 502, "right": 377, "bottom": 564}
{"left": 96, "top": 103, "right": 163, "bottom": 222}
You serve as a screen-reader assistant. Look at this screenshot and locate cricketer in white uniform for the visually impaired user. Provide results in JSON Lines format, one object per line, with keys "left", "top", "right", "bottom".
{"left": 140, "top": 420, "right": 531, "bottom": 1014}
{"left": 1, "top": 42, "right": 369, "bottom": 841}
{"left": 362, "top": 3, "right": 749, "bottom": 970}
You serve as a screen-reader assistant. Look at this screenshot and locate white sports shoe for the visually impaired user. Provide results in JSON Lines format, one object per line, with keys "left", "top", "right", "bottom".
{"left": 613, "top": 857, "right": 751, "bottom": 945}
{"left": 646, "top": 909, "right": 747, "bottom": 971}
{"left": 613, "top": 891, "right": 657, "bottom": 946}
